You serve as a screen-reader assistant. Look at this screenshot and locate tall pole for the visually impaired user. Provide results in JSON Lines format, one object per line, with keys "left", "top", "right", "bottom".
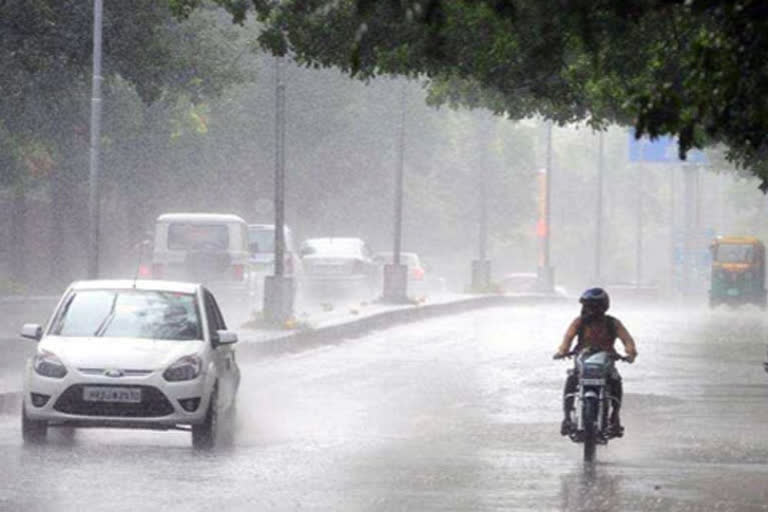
{"left": 479, "top": 160, "right": 488, "bottom": 262}
{"left": 543, "top": 120, "right": 552, "bottom": 271}
{"left": 274, "top": 55, "right": 286, "bottom": 277}
{"left": 536, "top": 120, "right": 554, "bottom": 291}
{"left": 595, "top": 130, "right": 604, "bottom": 282}
{"left": 635, "top": 165, "right": 643, "bottom": 287}
{"left": 393, "top": 81, "right": 406, "bottom": 266}
{"left": 382, "top": 80, "right": 408, "bottom": 302}
{"left": 87, "top": 0, "right": 103, "bottom": 279}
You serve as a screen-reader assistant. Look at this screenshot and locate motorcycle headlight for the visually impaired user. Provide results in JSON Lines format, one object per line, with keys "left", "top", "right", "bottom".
{"left": 163, "top": 355, "right": 202, "bottom": 382}
{"left": 34, "top": 350, "right": 67, "bottom": 379}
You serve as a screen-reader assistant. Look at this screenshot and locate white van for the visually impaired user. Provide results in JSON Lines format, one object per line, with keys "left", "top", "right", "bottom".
{"left": 151, "top": 214, "right": 253, "bottom": 312}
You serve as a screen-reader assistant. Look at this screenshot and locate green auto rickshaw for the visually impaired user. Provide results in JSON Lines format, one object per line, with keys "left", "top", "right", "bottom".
{"left": 709, "top": 236, "right": 767, "bottom": 309}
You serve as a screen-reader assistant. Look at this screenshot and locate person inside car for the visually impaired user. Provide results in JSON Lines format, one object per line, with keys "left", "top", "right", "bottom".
{"left": 553, "top": 287, "right": 638, "bottom": 437}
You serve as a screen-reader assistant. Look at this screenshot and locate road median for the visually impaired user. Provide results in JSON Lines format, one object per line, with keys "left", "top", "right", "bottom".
{"left": 236, "top": 292, "right": 566, "bottom": 359}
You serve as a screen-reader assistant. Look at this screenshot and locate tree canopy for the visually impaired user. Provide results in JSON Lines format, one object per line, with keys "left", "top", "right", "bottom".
{"left": 172, "top": 0, "right": 768, "bottom": 189}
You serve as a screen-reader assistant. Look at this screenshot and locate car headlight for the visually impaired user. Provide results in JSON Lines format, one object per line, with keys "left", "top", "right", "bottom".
{"left": 34, "top": 350, "right": 67, "bottom": 379}
{"left": 163, "top": 355, "right": 202, "bottom": 382}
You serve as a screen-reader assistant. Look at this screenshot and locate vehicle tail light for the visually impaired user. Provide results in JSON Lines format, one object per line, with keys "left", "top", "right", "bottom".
{"left": 412, "top": 267, "right": 425, "bottom": 280}
{"left": 151, "top": 263, "right": 163, "bottom": 279}
{"left": 233, "top": 264, "right": 245, "bottom": 281}
{"left": 137, "top": 264, "right": 152, "bottom": 278}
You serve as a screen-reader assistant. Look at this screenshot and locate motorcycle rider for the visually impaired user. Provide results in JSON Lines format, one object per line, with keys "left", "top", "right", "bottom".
{"left": 553, "top": 288, "right": 637, "bottom": 437}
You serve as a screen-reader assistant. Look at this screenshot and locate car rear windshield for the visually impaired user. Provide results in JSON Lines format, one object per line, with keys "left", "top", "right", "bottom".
{"left": 716, "top": 244, "right": 754, "bottom": 263}
{"left": 249, "top": 228, "right": 275, "bottom": 253}
{"left": 373, "top": 253, "right": 420, "bottom": 268}
{"left": 167, "top": 223, "right": 229, "bottom": 251}
{"left": 50, "top": 290, "right": 202, "bottom": 341}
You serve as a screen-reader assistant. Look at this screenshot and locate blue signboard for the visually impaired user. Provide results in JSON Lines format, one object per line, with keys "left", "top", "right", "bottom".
{"left": 628, "top": 130, "right": 708, "bottom": 164}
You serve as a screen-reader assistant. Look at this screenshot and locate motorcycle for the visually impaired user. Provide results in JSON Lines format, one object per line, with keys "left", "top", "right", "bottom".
{"left": 556, "top": 349, "right": 628, "bottom": 462}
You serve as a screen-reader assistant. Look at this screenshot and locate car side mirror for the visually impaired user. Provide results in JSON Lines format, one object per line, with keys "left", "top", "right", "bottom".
{"left": 21, "top": 323, "right": 43, "bottom": 341}
{"left": 214, "top": 329, "right": 238, "bottom": 345}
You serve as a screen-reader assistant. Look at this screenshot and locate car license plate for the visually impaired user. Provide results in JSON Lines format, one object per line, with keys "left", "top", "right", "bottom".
{"left": 727, "top": 288, "right": 740, "bottom": 296}
{"left": 83, "top": 387, "right": 142, "bottom": 403}
{"left": 581, "top": 378, "right": 605, "bottom": 386}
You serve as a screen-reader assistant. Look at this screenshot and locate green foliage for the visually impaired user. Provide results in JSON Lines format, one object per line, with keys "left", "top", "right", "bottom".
{"left": 172, "top": 0, "right": 768, "bottom": 189}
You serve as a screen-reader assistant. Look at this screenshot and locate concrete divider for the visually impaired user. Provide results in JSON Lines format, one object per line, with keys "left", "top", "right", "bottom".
{"left": 237, "top": 293, "right": 566, "bottom": 359}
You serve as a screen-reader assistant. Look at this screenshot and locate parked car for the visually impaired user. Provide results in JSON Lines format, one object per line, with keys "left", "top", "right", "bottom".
{"left": 372, "top": 251, "right": 433, "bottom": 299}
{"left": 247, "top": 224, "right": 302, "bottom": 294}
{"left": 300, "top": 237, "right": 379, "bottom": 297}
{"left": 20, "top": 279, "right": 240, "bottom": 449}
{"left": 150, "top": 213, "right": 254, "bottom": 316}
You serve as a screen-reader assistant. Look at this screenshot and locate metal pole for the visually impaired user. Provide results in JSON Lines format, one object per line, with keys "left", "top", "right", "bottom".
{"left": 393, "top": 82, "right": 406, "bottom": 266}
{"left": 635, "top": 165, "right": 643, "bottom": 286}
{"left": 595, "top": 130, "right": 604, "bottom": 282}
{"left": 87, "top": 0, "right": 103, "bottom": 279}
{"left": 479, "top": 161, "right": 488, "bottom": 262}
{"left": 274, "top": 56, "right": 286, "bottom": 277}
{"left": 669, "top": 166, "right": 677, "bottom": 293}
{"left": 543, "top": 120, "right": 552, "bottom": 270}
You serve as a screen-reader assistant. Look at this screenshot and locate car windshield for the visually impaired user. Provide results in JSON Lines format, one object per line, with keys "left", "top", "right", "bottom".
{"left": 50, "top": 289, "right": 201, "bottom": 341}
{"left": 249, "top": 228, "right": 275, "bottom": 253}
{"left": 167, "top": 223, "right": 229, "bottom": 251}
{"left": 716, "top": 244, "right": 754, "bottom": 263}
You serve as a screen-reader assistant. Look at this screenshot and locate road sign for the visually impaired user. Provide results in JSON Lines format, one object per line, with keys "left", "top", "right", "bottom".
{"left": 628, "top": 130, "right": 708, "bottom": 164}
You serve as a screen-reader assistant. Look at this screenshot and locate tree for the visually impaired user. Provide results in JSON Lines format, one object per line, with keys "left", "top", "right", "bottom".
{"left": 172, "top": 0, "right": 768, "bottom": 189}
{"left": 0, "top": 0, "right": 255, "bottom": 288}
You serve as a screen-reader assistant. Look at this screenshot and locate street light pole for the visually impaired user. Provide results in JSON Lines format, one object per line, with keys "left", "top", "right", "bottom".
{"left": 594, "top": 130, "right": 604, "bottom": 283}
{"left": 382, "top": 80, "right": 408, "bottom": 303}
{"left": 274, "top": 55, "right": 286, "bottom": 278}
{"left": 87, "top": 0, "right": 103, "bottom": 279}
{"left": 537, "top": 120, "right": 554, "bottom": 292}
{"left": 263, "top": 55, "right": 294, "bottom": 323}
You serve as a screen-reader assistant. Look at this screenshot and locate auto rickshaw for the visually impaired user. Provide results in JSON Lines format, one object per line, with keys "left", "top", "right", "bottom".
{"left": 709, "top": 236, "right": 767, "bottom": 309}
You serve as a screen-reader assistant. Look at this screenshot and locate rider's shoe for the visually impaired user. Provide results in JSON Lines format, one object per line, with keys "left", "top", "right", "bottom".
{"left": 607, "top": 422, "right": 624, "bottom": 438}
{"left": 560, "top": 419, "right": 572, "bottom": 436}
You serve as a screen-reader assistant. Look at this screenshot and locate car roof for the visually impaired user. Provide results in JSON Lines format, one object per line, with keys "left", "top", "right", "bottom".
{"left": 304, "top": 237, "right": 363, "bottom": 246}
{"left": 716, "top": 236, "right": 762, "bottom": 245}
{"left": 69, "top": 280, "right": 200, "bottom": 294}
{"left": 157, "top": 213, "right": 246, "bottom": 224}
{"left": 375, "top": 251, "right": 418, "bottom": 258}
{"left": 248, "top": 224, "right": 292, "bottom": 232}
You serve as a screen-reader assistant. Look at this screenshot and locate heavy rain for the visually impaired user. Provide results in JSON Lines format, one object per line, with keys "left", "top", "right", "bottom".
{"left": 2, "top": 1, "right": 768, "bottom": 511}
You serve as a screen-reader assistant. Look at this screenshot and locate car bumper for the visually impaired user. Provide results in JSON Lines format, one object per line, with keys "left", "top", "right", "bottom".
{"left": 23, "top": 364, "right": 215, "bottom": 428}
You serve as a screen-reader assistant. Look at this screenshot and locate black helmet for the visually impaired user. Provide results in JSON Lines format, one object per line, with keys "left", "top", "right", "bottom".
{"left": 579, "top": 287, "right": 610, "bottom": 313}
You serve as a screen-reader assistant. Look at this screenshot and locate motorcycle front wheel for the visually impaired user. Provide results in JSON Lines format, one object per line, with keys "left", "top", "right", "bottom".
{"left": 582, "top": 397, "right": 598, "bottom": 462}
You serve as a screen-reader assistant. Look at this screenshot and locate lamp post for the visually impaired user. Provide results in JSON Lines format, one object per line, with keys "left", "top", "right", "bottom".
{"left": 263, "top": 55, "right": 295, "bottom": 323}
{"left": 382, "top": 81, "right": 409, "bottom": 303}
{"left": 594, "top": 130, "right": 604, "bottom": 283}
{"left": 536, "top": 120, "right": 555, "bottom": 292}
{"left": 87, "top": 0, "right": 103, "bottom": 279}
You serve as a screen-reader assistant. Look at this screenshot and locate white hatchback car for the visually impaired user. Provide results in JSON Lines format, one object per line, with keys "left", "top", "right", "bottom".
{"left": 20, "top": 280, "right": 240, "bottom": 449}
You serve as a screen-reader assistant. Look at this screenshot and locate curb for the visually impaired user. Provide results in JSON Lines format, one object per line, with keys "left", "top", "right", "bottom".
{"left": 238, "top": 293, "right": 566, "bottom": 359}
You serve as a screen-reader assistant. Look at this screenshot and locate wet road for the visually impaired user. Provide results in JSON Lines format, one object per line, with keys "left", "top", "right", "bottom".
{"left": 1, "top": 303, "right": 768, "bottom": 511}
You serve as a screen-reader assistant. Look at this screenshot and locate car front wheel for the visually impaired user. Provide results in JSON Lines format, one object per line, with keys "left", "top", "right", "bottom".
{"left": 21, "top": 403, "right": 47, "bottom": 444}
{"left": 192, "top": 388, "right": 218, "bottom": 450}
